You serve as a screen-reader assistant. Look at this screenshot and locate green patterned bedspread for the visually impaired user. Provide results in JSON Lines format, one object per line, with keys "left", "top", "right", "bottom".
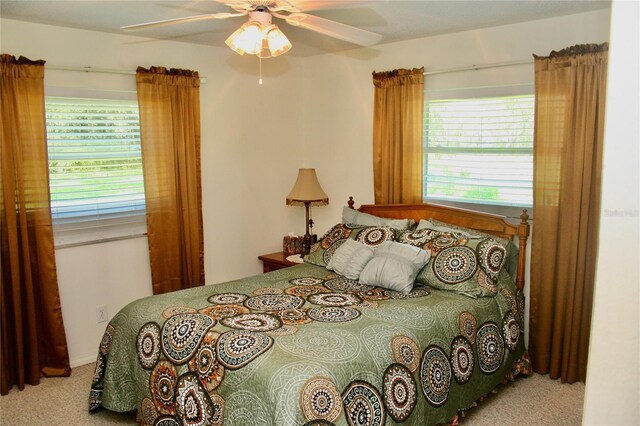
{"left": 90, "top": 263, "right": 525, "bottom": 426}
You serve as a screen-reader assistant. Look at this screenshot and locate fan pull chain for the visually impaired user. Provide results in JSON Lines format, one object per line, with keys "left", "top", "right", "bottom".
{"left": 259, "top": 57, "right": 263, "bottom": 85}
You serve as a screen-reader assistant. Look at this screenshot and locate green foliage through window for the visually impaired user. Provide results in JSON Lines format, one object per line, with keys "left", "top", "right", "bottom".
{"left": 423, "top": 95, "right": 534, "bottom": 207}
{"left": 46, "top": 97, "right": 145, "bottom": 221}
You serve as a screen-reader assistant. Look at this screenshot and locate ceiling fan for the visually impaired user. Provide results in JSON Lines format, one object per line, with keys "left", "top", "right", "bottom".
{"left": 121, "top": 0, "right": 382, "bottom": 58}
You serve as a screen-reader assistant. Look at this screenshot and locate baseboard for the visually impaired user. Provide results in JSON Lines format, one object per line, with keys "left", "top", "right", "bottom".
{"left": 70, "top": 355, "right": 97, "bottom": 368}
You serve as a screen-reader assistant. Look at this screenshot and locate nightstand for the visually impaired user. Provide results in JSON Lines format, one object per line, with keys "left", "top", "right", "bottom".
{"left": 258, "top": 252, "right": 298, "bottom": 273}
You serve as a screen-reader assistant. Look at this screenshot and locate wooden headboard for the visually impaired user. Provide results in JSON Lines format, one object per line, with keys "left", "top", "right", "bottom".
{"left": 347, "top": 196, "right": 530, "bottom": 290}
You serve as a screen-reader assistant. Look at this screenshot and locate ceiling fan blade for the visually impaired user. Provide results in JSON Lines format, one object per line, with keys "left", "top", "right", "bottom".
{"left": 283, "top": 12, "right": 381, "bottom": 46}
{"left": 214, "top": 0, "right": 255, "bottom": 13}
{"left": 284, "top": 0, "right": 369, "bottom": 12}
{"left": 121, "top": 12, "right": 245, "bottom": 32}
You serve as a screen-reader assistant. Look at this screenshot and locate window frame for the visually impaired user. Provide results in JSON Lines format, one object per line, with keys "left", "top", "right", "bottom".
{"left": 44, "top": 91, "right": 147, "bottom": 248}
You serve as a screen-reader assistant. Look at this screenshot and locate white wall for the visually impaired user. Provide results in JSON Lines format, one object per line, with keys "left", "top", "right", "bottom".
{"left": 1, "top": 19, "right": 306, "bottom": 366}
{"left": 583, "top": 1, "right": 640, "bottom": 424}
{"left": 55, "top": 238, "right": 153, "bottom": 365}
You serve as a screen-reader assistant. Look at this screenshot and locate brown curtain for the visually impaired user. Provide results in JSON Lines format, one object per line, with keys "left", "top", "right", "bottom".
{"left": 0, "top": 54, "right": 71, "bottom": 395}
{"left": 372, "top": 67, "right": 424, "bottom": 204}
{"left": 136, "top": 66, "right": 205, "bottom": 295}
{"left": 529, "top": 44, "right": 608, "bottom": 383}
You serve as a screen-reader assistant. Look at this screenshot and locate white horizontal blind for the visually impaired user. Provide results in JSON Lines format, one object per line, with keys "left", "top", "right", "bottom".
{"left": 423, "top": 95, "right": 534, "bottom": 207}
{"left": 46, "top": 97, "right": 146, "bottom": 224}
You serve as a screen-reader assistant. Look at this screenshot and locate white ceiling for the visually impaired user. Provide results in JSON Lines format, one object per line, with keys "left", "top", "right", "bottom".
{"left": 1, "top": 0, "right": 611, "bottom": 57}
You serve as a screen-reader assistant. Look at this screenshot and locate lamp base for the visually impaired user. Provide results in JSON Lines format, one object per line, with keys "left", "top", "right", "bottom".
{"left": 303, "top": 232, "right": 312, "bottom": 255}
{"left": 303, "top": 202, "right": 312, "bottom": 255}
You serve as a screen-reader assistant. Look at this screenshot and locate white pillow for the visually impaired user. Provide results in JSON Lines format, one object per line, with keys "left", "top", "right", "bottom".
{"left": 342, "top": 206, "right": 412, "bottom": 230}
{"left": 359, "top": 241, "right": 430, "bottom": 293}
{"left": 326, "top": 239, "right": 375, "bottom": 280}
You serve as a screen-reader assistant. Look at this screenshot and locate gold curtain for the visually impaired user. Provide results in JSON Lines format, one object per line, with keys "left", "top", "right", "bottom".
{"left": 372, "top": 67, "right": 424, "bottom": 204}
{"left": 136, "top": 66, "right": 205, "bottom": 295}
{"left": 529, "top": 44, "right": 608, "bottom": 383}
{"left": 0, "top": 54, "right": 71, "bottom": 395}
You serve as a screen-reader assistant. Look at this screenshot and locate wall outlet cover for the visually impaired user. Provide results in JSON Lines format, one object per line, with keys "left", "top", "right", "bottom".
{"left": 96, "top": 304, "right": 108, "bottom": 323}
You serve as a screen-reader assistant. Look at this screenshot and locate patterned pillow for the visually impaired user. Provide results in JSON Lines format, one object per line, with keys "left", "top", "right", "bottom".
{"left": 395, "top": 222, "right": 510, "bottom": 298}
{"left": 394, "top": 227, "right": 470, "bottom": 254}
{"left": 304, "top": 223, "right": 395, "bottom": 268}
{"left": 417, "top": 218, "right": 519, "bottom": 277}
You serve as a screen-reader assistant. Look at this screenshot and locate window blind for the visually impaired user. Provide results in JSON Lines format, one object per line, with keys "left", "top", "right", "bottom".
{"left": 46, "top": 97, "right": 145, "bottom": 223}
{"left": 423, "top": 95, "right": 534, "bottom": 207}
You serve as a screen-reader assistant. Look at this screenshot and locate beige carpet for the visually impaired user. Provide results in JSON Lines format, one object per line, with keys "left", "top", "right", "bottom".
{"left": 0, "top": 363, "right": 584, "bottom": 425}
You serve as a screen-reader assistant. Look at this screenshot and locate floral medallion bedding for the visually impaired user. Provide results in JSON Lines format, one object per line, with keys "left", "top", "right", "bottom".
{"left": 90, "top": 263, "right": 527, "bottom": 426}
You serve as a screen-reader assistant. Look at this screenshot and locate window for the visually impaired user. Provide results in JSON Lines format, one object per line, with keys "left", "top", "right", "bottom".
{"left": 45, "top": 97, "right": 146, "bottom": 246}
{"left": 423, "top": 95, "right": 534, "bottom": 207}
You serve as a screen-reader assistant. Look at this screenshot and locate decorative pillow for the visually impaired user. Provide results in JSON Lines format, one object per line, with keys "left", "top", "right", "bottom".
{"left": 326, "top": 239, "right": 375, "bottom": 280}
{"left": 418, "top": 218, "right": 519, "bottom": 280}
{"left": 394, "top": 227, "right": 470, "bottom": 256}
{"left": 396, "top": 220, "right": 510, "bottom": 298}
{"left": 342, "top": 206, "right": 413, "bottom": 230}
{"left": 304, "top": 223, "right": 395, "bottom": 268}
{"left": 359, "top": 241, "right": 430, "bottom": 294}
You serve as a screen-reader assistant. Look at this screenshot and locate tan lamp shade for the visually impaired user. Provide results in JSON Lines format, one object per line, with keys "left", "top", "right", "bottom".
{"left": 286, "top": 168, "right": 329, "bottom": 206}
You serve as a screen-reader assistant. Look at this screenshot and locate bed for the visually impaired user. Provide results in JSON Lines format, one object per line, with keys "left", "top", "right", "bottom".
{"left": 89, "top": 198, "right": 532, "bottom": 426}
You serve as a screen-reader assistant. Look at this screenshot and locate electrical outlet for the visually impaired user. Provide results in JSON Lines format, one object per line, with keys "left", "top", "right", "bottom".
{"left": 96, "top": 304, "right": 109, "bottom": 323}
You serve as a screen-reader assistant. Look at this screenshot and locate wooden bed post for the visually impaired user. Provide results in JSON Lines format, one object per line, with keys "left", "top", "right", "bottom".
{"left": 347, "top": 196, "right": 355, "bottom": 209}
{"left": 516, "top": 209, "right": 530, "bottom": 291}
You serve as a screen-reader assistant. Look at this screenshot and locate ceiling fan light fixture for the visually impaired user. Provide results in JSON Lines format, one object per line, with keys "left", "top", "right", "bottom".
{"left": 226, "top": 10, "right": 291, "bottom": 59}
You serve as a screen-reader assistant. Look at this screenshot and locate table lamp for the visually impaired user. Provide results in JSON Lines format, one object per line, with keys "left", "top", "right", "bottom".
{"left": 286, "top": 168, "right": 329, "bottom": 254}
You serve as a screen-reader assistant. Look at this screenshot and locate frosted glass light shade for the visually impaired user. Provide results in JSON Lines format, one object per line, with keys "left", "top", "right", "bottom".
{"left": 225, "top": 22, "right": 263, "bottom": 55}
{"left": 266, "top": 26, "right": 291, "bottom": 57}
